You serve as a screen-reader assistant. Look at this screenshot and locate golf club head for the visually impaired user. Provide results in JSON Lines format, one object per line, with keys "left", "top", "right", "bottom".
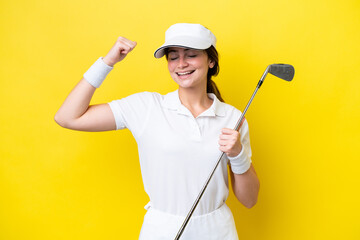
{"left": 269, "top": 64, "right": 295, "bottom": 81}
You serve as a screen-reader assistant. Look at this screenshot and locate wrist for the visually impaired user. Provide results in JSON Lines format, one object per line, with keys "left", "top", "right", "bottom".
{"left": 227, "top": 146, "right": 251, "bottom": 174}
{"left": 83, "top": 57, "right": 114, "bottom": 88}
{"left": 227, "top": 144, "right": 242, "bottom": 158}
{"left": 102, "top": 56, "right": 115, "bottom": 67}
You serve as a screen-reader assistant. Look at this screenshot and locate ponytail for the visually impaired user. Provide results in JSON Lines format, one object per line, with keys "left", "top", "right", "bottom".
{"left": 205, "top": 46, "right": 224, "bottom": 102}
{"left": 207, "top": 78, "right": 224, "bottom": 102}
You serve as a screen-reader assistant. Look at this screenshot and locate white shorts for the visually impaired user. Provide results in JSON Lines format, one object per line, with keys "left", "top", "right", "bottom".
{"left": 139, "top": 203, "right": 239, "bottom": 240}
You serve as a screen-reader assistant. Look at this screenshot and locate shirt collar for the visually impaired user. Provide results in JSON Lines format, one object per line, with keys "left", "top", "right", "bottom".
{"left": 162, "top": 90, "right": 226, "bottom": 117}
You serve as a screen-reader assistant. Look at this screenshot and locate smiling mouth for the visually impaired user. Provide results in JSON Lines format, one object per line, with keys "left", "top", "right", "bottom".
{"left": 176, "top": 70, "right": 195, "bottom": 76}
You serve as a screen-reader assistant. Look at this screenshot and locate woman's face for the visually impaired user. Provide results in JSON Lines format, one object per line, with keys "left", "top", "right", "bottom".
{"left": 167, "top": 47, "right": 214, "bottom": 89}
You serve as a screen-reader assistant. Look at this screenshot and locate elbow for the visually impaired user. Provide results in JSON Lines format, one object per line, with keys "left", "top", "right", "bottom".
{"left": 245, "top": 181, "right": 260, "bottom": 209}
{"left": 236, "top": 193, "right": 259, "bottom": 209}
{"left": 54, "top": 114, "right": 64, "bottom": 127}
{"left": 54, "top": 113, "right": 69, "bottom": 128}
{"left": 238, "top": 181, "right": 260, "bottom": 209}
{"left": 243, "top": 197, "right": 258, "bottom": 209}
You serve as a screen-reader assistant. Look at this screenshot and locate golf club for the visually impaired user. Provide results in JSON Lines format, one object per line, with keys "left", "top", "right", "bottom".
{"left": 174, "top": 63, "right": 295, "bottom": 240}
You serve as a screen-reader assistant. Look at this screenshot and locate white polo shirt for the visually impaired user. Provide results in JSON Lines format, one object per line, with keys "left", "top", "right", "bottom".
{"left": 108, "top": 90, "right": 252, "bottom": 216}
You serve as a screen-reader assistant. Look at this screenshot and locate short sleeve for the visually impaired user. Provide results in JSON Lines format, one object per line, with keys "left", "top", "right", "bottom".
{"left": 107, "top": 92, "right": 154, "bottom": 137}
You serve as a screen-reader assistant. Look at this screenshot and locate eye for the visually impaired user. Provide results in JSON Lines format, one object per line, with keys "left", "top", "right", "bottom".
{"left": 188, "top": 55, "right": 197, "bottom": 58}
{"left": 168, "top": 54, "right": 178, "bottom": 60}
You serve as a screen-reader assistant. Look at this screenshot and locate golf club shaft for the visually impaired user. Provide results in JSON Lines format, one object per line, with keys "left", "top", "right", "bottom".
{"left": 174, "top": 70, "right": 268, "bottom": 240}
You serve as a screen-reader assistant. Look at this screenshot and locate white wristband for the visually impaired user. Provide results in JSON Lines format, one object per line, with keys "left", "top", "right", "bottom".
{"left": 83, "top": 57, "right": 113, "bottom": 88}
{"left": 227, "top": 147, "right": 252, "bottom": 174}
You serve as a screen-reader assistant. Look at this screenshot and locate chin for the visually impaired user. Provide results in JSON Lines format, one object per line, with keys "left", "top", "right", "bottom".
{"left": 173, "top": 77, "right": 203, "bottom": 89}
{"left": 176, "top": 81, "right": 198, "bottom": 89}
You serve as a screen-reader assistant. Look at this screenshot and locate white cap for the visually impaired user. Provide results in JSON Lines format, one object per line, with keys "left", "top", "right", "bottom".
{"left": 154, "top": 23, "right": 217, "bottom": 58}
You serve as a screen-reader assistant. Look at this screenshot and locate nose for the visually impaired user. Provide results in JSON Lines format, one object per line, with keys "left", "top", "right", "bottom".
{"left": 178, "top": 56, "right": 189, "bottom": 68}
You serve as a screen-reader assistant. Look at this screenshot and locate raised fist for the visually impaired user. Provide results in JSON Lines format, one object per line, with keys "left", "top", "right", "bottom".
{"left": 103, "top": 37, "right": 137, "bottom": 66}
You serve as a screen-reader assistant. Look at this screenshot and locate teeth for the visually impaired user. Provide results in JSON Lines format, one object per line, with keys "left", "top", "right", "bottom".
{"left": 177, "top": 71, "right": 193, "bottom": 76}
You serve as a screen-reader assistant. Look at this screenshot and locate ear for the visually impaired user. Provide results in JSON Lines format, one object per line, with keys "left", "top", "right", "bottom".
{"left": 209, "top": 59, "right": 215, "bottom": 69}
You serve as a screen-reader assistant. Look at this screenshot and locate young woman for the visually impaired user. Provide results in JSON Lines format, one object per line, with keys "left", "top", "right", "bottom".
{"left": 55, "top": 23, "right": 259, "bottom": 240}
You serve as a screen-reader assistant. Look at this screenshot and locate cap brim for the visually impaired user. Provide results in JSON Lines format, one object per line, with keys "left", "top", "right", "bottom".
{"left": 154, "top": 45, "right": 203, "bottom": 58}
{"left": 154, "top": 36, "right": 212, "bottom": 58}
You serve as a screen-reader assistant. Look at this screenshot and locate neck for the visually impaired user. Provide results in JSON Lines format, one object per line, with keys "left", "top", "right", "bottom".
{"left": 178, "top": 85, "right": 213, "bottom": 117}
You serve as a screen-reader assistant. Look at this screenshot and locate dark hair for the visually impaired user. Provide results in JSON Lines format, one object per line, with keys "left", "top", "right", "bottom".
{"left": 164, "top": 46, "right": 224, "bottom": 102}
{"left": 205, "top": 46, "right": 224, "bottom": 102}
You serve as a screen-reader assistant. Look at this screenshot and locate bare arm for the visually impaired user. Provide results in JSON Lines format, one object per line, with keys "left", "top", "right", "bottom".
{"left": 229, "top": 164, "right": 260, "bottom": 209}
{"left": 54, "top": 78, "right": 116, "bottom": 131}
{"left": 54, "top": 37, "right": 137, "bottom": 131}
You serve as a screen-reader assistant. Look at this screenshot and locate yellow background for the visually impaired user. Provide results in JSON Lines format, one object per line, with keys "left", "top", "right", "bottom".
{"left": 1, "top": 0, "right": 359, "bottom": 239}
